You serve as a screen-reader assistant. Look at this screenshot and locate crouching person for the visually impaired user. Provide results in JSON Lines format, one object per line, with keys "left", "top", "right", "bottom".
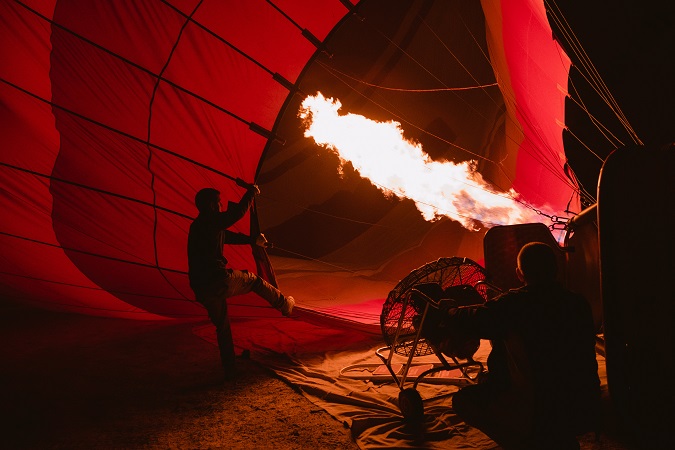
{"left": 421, "top": 242, "right": 600, "bottom": 449}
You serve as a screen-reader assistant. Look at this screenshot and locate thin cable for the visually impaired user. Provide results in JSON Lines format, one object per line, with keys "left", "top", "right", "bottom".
{"left": 567, "top": 77, "right": 626, "bottom": 148}
{"left": 0, "top": 160, "right": 193, "bottom": 220}
{"left": 0, "top": 77, "right": 239, "bottom": 183}
{"left": 315, "top": 60, "right": 495, "bottom": 163}
{"left": 0, "top": 270, "right": 190, "bottom": 302}
{"left": 546, "top": 0, "right": 642, "bottom": 144}
{"left": 1, "top": 180, "right": 164, "bottom": 268}
{"left": 270, "top": 245, "right": 399, "bottom": 284}
{"left": 318, "top": 10, "right": 583, "bottom": 208}
{"left": 427, "top": 9, "right": 578, "bottom": 197}
{"left": 14, "top": 1, "right": 257, "bottom": 128}
{"left": 314, "top": 64, "right": 570, "bottom": 223}
{"left": 0, "top": 230, "right": 187, "bottom": 275}
{"left": 257, "top": 193, "right": 396, "bottom": 228}
{"left": 0, "top": 293, "right": 181, "bottom": 316}
{"left": 425, "top": 9, "right": 588, "bottom": 201}
{"left": 15, "top": 0, "right": 564, "bottom": 239}
{"left": 564, "top": 127, "right": 606, "bottom": 162}
{"left": 319, "top": 62, "right": 498, "bottom": 92}
{"left": 146, "top": 1, "right": 205, "bottom": 302}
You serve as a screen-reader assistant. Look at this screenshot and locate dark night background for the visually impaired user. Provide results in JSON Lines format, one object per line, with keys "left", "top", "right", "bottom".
{"left": 558, "top": 3, "right": 674, "bottom": 442}
{"left": 553, "top": 1, "right": 674, "bottom": 198}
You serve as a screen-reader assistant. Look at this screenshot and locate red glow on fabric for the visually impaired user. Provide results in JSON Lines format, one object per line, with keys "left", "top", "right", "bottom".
{"left": 498, "top": 0, "right": 573, "bottom": 210}
{"left": 1, "top": 0, "right": 578, "bottom": 354}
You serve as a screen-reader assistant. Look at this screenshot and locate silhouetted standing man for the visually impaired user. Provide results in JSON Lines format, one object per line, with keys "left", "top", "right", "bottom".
{"left": 188, "top": 182, "right": 294, "bottom": 380}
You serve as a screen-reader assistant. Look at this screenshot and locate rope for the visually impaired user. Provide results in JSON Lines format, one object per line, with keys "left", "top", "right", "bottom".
{"left": 0, "top": 77, "right": 238, "bottom": 183}
{"left": 145, "top": 1, "right": 205, "bottom": 302}
{"left": 0, "top": 160, "right": 193, "bottom": 220}
{"left": 13, "top": 0, "right": 280, "bottom": 161}
{"left": 257, "top": 193, "right": 396, "bottom": 228}
{"left": 313, "top": 11, "right": 583, "bottom": 212}
{"left": 0, "top": 270, "right": 190, "bottom": 302}
{"left": 545, "top": 0, "right": 643, "bottom": 144}
{"left": 5, "top": 0, "right": 645, "bottom": 320}
{"left": 319, "top": 62, "right": 499, "bottom": 92}
{"left": 567, "top": 77, "right": 627, "bottom": 148}
{"left": 270, "top": 245, "right": 396, "bottom": 281}
{"left": 10, "top": 0, "right": 574, "bottom": 233}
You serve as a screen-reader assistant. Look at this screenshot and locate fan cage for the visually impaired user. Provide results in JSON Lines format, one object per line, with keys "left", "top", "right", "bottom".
{"left": 380, "top": 257, "right": 488, "bottom": 357}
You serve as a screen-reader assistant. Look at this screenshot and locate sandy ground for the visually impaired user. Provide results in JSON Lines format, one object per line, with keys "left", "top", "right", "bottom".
{"left": 2, "top": 300, "right": 664, "bottom": 450}
{"left": 0, "top": 302, "right": 358, "bottom": 450}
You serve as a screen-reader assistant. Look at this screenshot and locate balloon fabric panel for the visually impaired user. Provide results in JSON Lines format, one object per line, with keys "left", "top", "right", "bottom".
{"left": 0, "top": 0, "right": 581, "bottom": 347}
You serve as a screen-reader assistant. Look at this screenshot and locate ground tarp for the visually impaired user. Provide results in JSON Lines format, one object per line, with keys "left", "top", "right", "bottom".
{"left": 195, "top": 310, "right": 609, "bottom": 449}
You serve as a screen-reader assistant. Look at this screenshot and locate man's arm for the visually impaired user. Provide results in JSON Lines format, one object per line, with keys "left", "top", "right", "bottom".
{"left": 223, "top": 231, "right": 269, "bottom": 247}
{"left": 419, "top": 294, "right": 509, "bottom": 348}
{"left": 223, "top": 230, "right": 253, "bottom": 245}
{"left": 217, "top": 183, "right": 259, "bottom": 229}
{"left": 448, "top": 293, "right": 513, "bottom": 340}
{"left": 230, "top": 185, "right": 258, "bottom": 218}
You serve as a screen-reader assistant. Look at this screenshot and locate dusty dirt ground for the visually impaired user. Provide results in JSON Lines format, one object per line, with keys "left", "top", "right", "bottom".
{"left": 0, "top": 302, "right": 358, "bottom": 450}
{"left": 2, "top": 300, "right": 664, "bottom": 450}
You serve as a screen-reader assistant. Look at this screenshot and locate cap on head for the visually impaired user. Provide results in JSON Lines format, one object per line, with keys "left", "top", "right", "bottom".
{"left": 195, "top": 188, "right": 220, "bottom": 213}
{"left": 517, "top": 241, "right": 558, "bottom": 284}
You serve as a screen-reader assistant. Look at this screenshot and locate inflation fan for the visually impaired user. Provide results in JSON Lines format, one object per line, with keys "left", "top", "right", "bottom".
{"left": 340, "top": 256, "right": 501, "bottom": 422}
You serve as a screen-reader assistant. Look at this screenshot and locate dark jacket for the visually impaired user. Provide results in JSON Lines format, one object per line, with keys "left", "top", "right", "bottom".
{"left": 187, "top": 190, "right": 255, "bottom": 293}
{"left": 449, "top": 282, "right": 601, "bottom": 431}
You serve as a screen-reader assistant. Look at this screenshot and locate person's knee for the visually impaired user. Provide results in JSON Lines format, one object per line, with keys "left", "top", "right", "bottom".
{"left": 452, "top": 387, "right": 471, "bottom": 416}
{"left": 452, "top": 384, "right": 493, "bottom": 423}
{"left": 250, "top": 274, "right": 264, "bottom": 291}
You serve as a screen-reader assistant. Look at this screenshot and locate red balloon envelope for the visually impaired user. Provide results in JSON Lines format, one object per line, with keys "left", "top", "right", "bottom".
{"left": 0, "top": 0, "right": 579, "bottom": 342}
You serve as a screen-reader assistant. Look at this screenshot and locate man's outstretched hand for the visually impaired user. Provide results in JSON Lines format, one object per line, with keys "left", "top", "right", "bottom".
{"left": 414, "top": 306, "right": 479, "bottom": 360}
{"left": 235, "top": 178, "right": 260, "bottom": 195}
{"left": 255, "top": 233, "right": 270, "bottom": 248}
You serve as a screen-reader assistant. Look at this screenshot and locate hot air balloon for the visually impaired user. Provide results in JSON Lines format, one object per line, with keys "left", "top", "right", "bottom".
{"left": 1, "top": 0, "right": 581, "bottom": 332}
{"left": 3, "top": 0, "right": 673, "bottom": 447}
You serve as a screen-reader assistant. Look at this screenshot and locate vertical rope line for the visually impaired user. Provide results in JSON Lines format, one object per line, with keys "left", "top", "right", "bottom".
{"left": 145, "top": 0, "right": 206, "bottom": 302}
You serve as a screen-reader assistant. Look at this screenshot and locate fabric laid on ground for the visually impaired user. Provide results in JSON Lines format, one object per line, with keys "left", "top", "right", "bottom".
{"left": 265, "top": 341, "right": 498, "bottom": 449}
{"left": 195, "top": 316, "right": 609, "bottom": 449}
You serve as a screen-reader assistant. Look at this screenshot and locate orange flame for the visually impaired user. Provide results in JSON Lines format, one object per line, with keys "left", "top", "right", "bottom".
{"left": 299, "top": 92, "right": 549, "bottom": 231}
